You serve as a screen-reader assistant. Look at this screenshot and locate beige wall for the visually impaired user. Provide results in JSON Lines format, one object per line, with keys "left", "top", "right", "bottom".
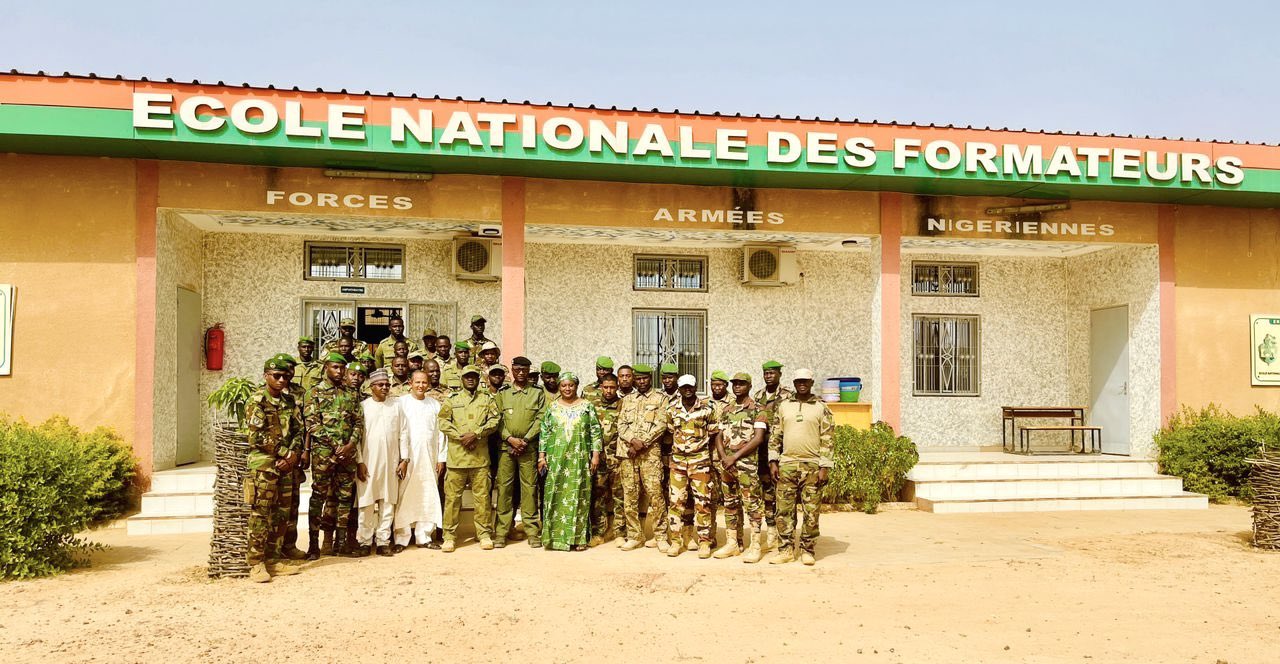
{"left": 523, "top": 242, "right": 878, "bottom": 395}
{"left": 1174, "top": 207, "right": 1280, "bottom": 414}
{"left": 0, "top": 154, "right": 139, "bottom": 445}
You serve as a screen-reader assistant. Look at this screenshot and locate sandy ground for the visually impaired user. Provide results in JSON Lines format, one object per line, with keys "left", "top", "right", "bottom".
{"left": 3, "top": 506, "right": 1278, "bottom": 663}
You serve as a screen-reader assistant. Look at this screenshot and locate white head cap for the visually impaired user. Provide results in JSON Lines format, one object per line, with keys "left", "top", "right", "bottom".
{"left": 793, "top": 368, "right": 815, "bottom": 381}
{"left": 677, "top": 374, "right": 697, "bottom": 387}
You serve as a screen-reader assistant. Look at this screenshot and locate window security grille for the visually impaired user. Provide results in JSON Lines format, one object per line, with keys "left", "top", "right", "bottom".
{"left": 634, "top": 255, "right": 708, "bottom": 292}
{"left": 633, "top": 309, "right": 708, "bottom": 388}
{"left": 911, "top": 261, "right": 979, "bottom": 296}
{"left": 913, "top": 314, "right": 980, "bottom": 396}
{"left": 306, "top": 242, "right": 405, "bottom": 282}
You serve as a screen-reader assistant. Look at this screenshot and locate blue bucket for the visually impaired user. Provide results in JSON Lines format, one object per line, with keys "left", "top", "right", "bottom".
{"left": 837, "top": 377, "right": 862, "bottom": 403}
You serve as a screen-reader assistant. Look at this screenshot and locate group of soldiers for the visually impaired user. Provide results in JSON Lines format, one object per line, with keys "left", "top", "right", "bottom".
{"left": 240, "top": 313, "right": 834, "bottom": 582}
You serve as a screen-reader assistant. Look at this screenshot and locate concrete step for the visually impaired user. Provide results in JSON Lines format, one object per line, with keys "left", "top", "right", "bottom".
{"left": 140, "top": 488, "right": 314, "bottom": 517}
{"left": 918, "top": 493, "right": 1209, "bottom": 514}
{"left": 912, "top": 476, "right": 1185, "bottom": 501}
{"left": 149, "top": 463, "right": 216, "bottom": 493}
{"left": 908, "top": 459, "right": 1159, "bottom": 482}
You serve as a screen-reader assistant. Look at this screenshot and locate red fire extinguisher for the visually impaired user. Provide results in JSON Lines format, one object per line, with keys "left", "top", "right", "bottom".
{"left": 205, "top": 324, "right": 225, "bottom": 371}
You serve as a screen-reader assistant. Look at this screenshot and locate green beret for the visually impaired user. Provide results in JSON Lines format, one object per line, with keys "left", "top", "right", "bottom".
{"left": 455, "top": 340, "right": 471, "bottom": 351}
{"left": 297, "top": 336, "right": 315, "bottom": 345}
{"left": 632, "top": 363, "right": 654, "bottom": 374}
{"left": 271, "top": 353, "right": 298, "bottom": 367}
{"left": 461, "top": 365, "right": 482, "bottom": 377}
{"left": 264, "top": 357, "right": 293, "bottom": 371}
{"left": 357, "top": 352, "right": 376, "bottom": 363}
{"left": 710, "top": 370, "right": 730, "bottom": 383}
{"left": 660, "top": 363, "right": 678, "bottom": 374}
{"left": 731, "top": 372, "right": 753, "bottom": 383}
{"left": 323, "top": 352, "right": 347, "bottom": 364}
{"left": 595, "top": 356, "right": 614, "bottom": 369}
{"left": 762, "top": 360, "right": 783, "bottom": 370}
{"left": 346, "top": 362, "right": 367, "bottom": 374}
{"left": 540, "top": 361, "right": 561, "bottom": 374}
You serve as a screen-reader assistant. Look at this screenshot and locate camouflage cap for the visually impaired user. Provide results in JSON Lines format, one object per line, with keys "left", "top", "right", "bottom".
{"left": 762, "top": 360, "right": 783, "bottom": 370}
{"left": 422, "top": 328, "right": 437, "bottom": 337}
{"left": 595, "top": 356, "right": 614, "bottom": 369}
{"left": 540, "top": 361, "right": 561, "bottom": 374}
{"left": 660, "top": 363, "right": 679, "bottom": 375}
{"left": 339, "top": 317, "right": 357, "bottom": 328}
{"left": 632, "top": 363, "right": 654, "bottom": 374}
{"left": 710, "top": 370, "right": 729, "bottom": 383}
{"left": 264, "top": 356, "right": 293, "bottom": 371}
{"left": 357, "top": 352, "right": 376, "bottom": 363}
{"left": 471, "top": 315, "right": 486, "bottom": 324}
{"left": 408, "top": 350, "right": 426, "bottom": 360}
{"left": 731, "top": 372, "right": 753, "bottom": 383}
{"left": 460, "top": 365, "right": 483, "bottom": 377}
{"left": 323, "top": 352, "right": 347, "bottom": 365}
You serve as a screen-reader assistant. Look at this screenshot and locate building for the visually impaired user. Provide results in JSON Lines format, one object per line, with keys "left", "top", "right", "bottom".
{"left": 1, "top": 72, "right": 1278, "bottom": 487}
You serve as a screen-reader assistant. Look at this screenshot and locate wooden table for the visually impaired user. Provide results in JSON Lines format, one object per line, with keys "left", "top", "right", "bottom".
{"left": 1001, "top": 406, "right": 1100, "bottom": 455}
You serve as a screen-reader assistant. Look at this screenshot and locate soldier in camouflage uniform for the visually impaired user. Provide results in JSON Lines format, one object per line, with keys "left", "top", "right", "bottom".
{"left": 753, "top": 359, "right": 794, "bottom": 549}
{"left": 244, "top": 356, "right": 304, "bottom": 582}
{"left": 440, "top": 341, "right": 471, "bottom": 392}
{"left": 588, "top": 373, "right": 624, "bottom": 545}
{"left": 304, "top": 352, "right": 365, "bottom": 559}
{"left": 706, "top": 370, "right": 733, "bottom": 546}
{"left": 713, "top": 372, "right": 770, "bottom": 562}
{"left": 579, "top": 356, "right": 614, "bottom": 401}
{"left": 346, "top": 361, "right": 372, "bottom": 400}
{"left": 666, "top": 375, "right": 717, "bottom": 558}
{"left": 323, "top": 316, "right": 372, "bottom": 359}
{"left": 268, "top": 352, "right": 309, "bottom": 559}
{"left": 615, "top": 363, "right": 669, "bottom": 551}
{"left": 767, "top": 369, "right": 833, "bottom": 567}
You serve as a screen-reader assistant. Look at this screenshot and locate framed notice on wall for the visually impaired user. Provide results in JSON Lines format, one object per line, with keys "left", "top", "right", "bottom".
{"left": 1252, "top": 315, "right": 1280, "bottom": 386}
{"left": 0, "top": 285, "right": 12, "bottom": 376}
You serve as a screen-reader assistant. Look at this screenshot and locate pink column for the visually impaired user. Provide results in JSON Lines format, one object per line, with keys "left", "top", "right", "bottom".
{"left": 135, "top": 160, "right": 159, "bottom": 487}
{"left": 879, "top": 193, "right": 902, "bottom": 430}
{"left": 500, "top": 177, "right": 526, "bottom": 357}
{"left": 1158, "top": 205, "right": 1176, "bottom": 423}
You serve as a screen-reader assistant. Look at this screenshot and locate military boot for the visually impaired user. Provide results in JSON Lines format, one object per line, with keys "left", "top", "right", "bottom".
{"left": 248, "top": 562, "right": 271, "bottom": 583}
{"left": 741, "top": 529, "right": 764, "bottom": 564}
{"left": 768, "top": 546, "right": 795, "bottom": 565}
{"left": 765, "top": 524, "right": 778, "bottom": 551}
{"left": 320, "top": 530, "right": 335, "bottom": 556}
{"left": 713, "top": 531, "right": 741, "bottom": 559}
{"left": 305, "top": 531, "right": 321, "bottom": 561}
{"left": 697, "top": 542, "right": 712, "bottom": 559}
{"left": 267, "top": 560, "right": 302, "bottom": 576}
{"left": 684, "top": 526, "right": 698, "bottom": 551}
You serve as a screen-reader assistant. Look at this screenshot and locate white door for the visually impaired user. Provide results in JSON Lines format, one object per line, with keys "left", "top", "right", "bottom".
{"left": 1090, "top": 305, "right": 1131, "bottom": 455}
{"left": 176, "top": 287, "right": 202, "bottom": 466}
{"left": 303, "top": 300, "right": 357, "bottom": 350}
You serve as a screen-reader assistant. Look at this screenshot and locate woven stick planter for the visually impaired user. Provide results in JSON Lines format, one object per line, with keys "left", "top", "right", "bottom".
{"left": 1248, "top": 448, "right": 1280, "bottom": 551}
{"left": 208, "top": 422, "right": 251, "bottom": 578}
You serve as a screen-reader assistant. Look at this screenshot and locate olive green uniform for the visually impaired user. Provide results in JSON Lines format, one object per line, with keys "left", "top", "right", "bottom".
{"left": 494, "top": 384, "right": 547, "bottom": 541}
{"left": 437, "top": 388, "right": 501, "bottom": 543}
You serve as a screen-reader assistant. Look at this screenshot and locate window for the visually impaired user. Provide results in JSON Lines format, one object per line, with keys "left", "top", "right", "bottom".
{"left": 305, "top": 241, "right": 405, "bottom": 282}
{"left": 634, "top": 255, "right": 708, "bottom": 292}
{"left": 911, "top": 261, "right": 979, "bottom": 296}
{"left": 913, "top": 314, "right": 980, "bottom": 396}
{"left": 633, "top": 309, "right": 707, "bottom": 388}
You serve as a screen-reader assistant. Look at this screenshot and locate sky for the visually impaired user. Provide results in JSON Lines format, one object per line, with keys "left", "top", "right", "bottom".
{"left": 4, "top": 1, "right": 1278, "bottom": 144}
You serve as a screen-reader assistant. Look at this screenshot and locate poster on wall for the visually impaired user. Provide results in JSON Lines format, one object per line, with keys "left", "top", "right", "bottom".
{"left": 1252, "top": 314, "right": 1280, "bottom": 386}
{"left": 0, "top": 285, "right": 12, "bottom": 376}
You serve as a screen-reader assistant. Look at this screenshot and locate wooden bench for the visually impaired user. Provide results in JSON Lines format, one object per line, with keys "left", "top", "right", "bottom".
{"left": 1001, "top": 406, "right": 1102, "bottom": 455}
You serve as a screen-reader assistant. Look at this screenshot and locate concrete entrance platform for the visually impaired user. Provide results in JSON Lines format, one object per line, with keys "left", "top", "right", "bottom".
{"left": 908, "top": 449, "right": 1208, "bottom": 513}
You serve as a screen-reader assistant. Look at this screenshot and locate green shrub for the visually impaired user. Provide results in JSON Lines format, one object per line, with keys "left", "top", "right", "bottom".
{"left": 207, "top": 377, "right": 257, "bottom": 431}
{"left": 0, "top": 416, "right": 137, "bottom": 579}
{"left": 823, "top": 422, "right": 919, "bottom": 513}
{"left": 1154, "top": 404, "right": 1280, "bottom": 502}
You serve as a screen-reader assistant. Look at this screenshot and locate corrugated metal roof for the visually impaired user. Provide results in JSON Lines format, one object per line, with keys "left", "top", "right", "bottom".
{"left": 8, "top": 69, "right": 1276, "bottom": 147}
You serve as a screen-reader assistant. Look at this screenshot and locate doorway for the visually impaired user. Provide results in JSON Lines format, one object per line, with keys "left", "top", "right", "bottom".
{"left": 1089, "top": 305, "right": 1131, "bottom": 455}
{"left": 176, "top": 287, "right": 202, "bottom": 466}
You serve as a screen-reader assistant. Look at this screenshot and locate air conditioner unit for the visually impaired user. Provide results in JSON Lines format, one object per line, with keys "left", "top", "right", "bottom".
{"left": 452, "top": 237, "right": 502, "bottom": 281}
{"left": 741, "top": 244, "right": 798, "bottom": 286}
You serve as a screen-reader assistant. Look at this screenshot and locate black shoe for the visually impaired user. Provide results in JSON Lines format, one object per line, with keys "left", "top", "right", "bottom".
{"left": 392, "top": 544, "right": 406, "bottom": 554}
{"left": 425, "top": 541, "right": 441, "bottom": 550}
{"left": 377, "top": 545, "right": 393, "bottom": 557}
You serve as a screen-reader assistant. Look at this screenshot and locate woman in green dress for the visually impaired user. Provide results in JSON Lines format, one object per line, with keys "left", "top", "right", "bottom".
{"left": 537, "top": 373, "right": 603, "bottom": 551}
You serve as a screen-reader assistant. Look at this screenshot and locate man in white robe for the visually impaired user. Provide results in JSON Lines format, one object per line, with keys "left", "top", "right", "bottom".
{"left": 393, "top": 370, "right": 448, "bottom": 551}
{"left": 356, "top": 369, "right": 410, "bottom": 556}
